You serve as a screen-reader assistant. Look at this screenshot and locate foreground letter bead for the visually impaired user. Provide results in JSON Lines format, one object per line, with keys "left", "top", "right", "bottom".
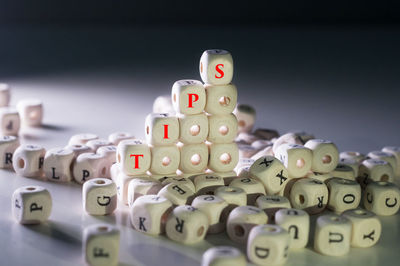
{"left": 97, "top": 145, "right": 117, "bottom": 178}
{"left": 72, "top": 153, "right": 108, "bottom": 184}
{"left": 12, "top": 186, "right": 52, "bottom": 224}
{"left": 304, "top": 139, "right": 339, "bottom": 173}
{"left": 275, "top": 208, "right": 310, "bottom": 249}
{"left": 314, "top": 214, "right": 351, "bottom": 256}
{"left": 145, "top": 113, "right": 179, "bottom": 145}
{"left": 83, "top": 224, "right": 120, "bottom": 266}
{"left": 364, "top": 181, "right": 400, "bottom": 216}
{"left": 160, "top": 176, "right": 195, "bottom": 193}
{"left": 247, "top": 225, "right": 290, "bottom": 266}
{"left": 272, "top": 131, "right": 314, "bottom": 154}
{"left": 226, "top": 206, "right": 268, "bottom": 244}
{"left": 208, "top": 114, "right": 238, "bottom": 143}
{"left": 172, "top": 80, "right": 206, "bottom": 115}
{"left": 178, "top": 113, "right": 208, "bottom": 144}
{"left": 359, "top": 159, "right": 394, "bottom": 183}
{"left": 331, "top": 163, "right": 356, "bottom": 180}
{"left": 339, "top": 158, "right": 360, "bottom": 177}
{"left": 130, "top": 195, "right": 173, "bottom": 235}
{"left": 127, "top": 178, "right": 163, "bottom": 206}
{"left": 0, "top": 83, "right": 10, "bottom": 107}
{"left": 208, "top": 143, "right": 239, "bottom": 172}
{"left": 16, "top": 99, "right": 43, "bottom": 127}
{"left": 150, "top": 145, "right": 180, "bottom": 175}
{"left": 179, "top": 143, "right": 208, "bottom": 173}
{"left": 68, "top": 133, "right": 98, "bottom": 146}
{"left": 214, "top": 186, "right": 247, "bottom": 207}
{"left": 275, "top": 144, "right": 312, "bottom": 178}
{"left": 192, "top": 195, "right": 229, "bottom": 234}
{"left": 202, "top": 246, "right": 246, "bottom": 266}
{"left": 0, "top": 107, "right": 20, "bottom": 136}
{"left": 194, "top": 174, "right": 224, "bottom": 195}
{"left": 65, "top": 144, "right": 93, "bottom": 159}
{"left": 200, "top": 49, "right": 233, "bottom": 85}
{"left": 255, "top": 195, "right": 291, "bottom": 220}
{"left": 13, "top": 144, "right": 45, "bottom": 178}
{"left": 0, "top": 135, "right": 19, "bottom": 168}
{"left": 229, "top": 177, "right": 265, "bottom": 205}
{"left": 116, "top": 139, "right": 151, "bottom": 175}
{"left": 86, "top": 139, "right": 113, "bottom": 152}
{"left": 83, "top": 178, "right": 117, "bottom": 215}
{"left": 108, "top": 132, "right": 135, "bottom": 145}
{"left": 367, "top": 151, "right": 397, "bottom": 173}
{"left": 204, "top": 84, "right": 237, "bottom": 115}
{"left": 43, "top": 147, "right": 74, "bottom": 182}
{"left": 114, "top": 173, "right": 135, "bottom": 205}
{"left": 249, "top": 156, "right": 290, "bottom": 195}
{"left": 342, "top": 208, "right": 381, "bottom": 248}
{"left": 327, "top": 178, "right": 361, "bottom": 213}
{"left": 233, "top": 104, "right": 255, "bottom": 134}
{"left": 158, "top": 183, "right": 195, "bottom": 205}
{"left": 289, "top": 178, "right": 328, "bottom": 214}
{"left": 166, "top": 205, "right": 209, "bottom": 244}
{"left": 382, "top": 146, "right": 400, "bottom": 177}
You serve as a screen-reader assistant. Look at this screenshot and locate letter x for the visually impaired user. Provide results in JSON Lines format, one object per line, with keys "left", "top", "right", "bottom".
{"left": 276, "top": 170, "right": 287, "bottom": 185}
{"left": 259, "top": 158, "right": 273, "bottom": 167}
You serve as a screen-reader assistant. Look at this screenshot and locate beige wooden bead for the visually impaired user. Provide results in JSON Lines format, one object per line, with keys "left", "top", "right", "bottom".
{"left": 12, "top": 185, "right": 52, "bottom": 224}
{"left": 192, "top": 195, "right": 229, "bottom": 234}
{"left": 82, "top": 178, "right": 117, "bottom": 215}
{"left": 179, "top": 143, "right": 208, "bottom": 173}
{"left": 0, "top": 135, "right": 19, "bottom": 169}
{"left": 331, "top": 163, "right": 356, "bottom": 180}
{"left": 254, "top": 128, "right": 279, "bottom": 140}
{"left": 272, "top": 131, "right": 314, "bottom": 154}
{"left": 359, "top": 159, "right": 394, "bottom": 183}
{"left": 289, "top": 178, "right": 328, "bottom": 214}
{"left": 304, "top": 139, "right": 339, "bottom": 173}
{"left": 110, "top": 163, "right": 120, "bottom": 182}
{"left": 65, "top": 144, "right": 93, "bottom": 159}
{"left": 127, "top": 177, "right": 163, "bottom": 207}
{"left": 275, "top": 143, "right": 312, "bottom": 178}
{"left": 153, "top": 95, "right": 175, "bottom": 115}
{"left": 165, "top": 205, "right": 209, "bottom": 244}
{"left": 251, "top": 139, "right": 272, "bottom": 150}
{"left": 0, "top": 107, "right": 20, "bottom": 136}
{"left": 364, "top": 181, "right": 400, "bottom": 216}
{"left": 16, "top": 99, "right": 43, "bottom": 127}
{"left": 43, "top": 147, "right": 74, "bottom": 182}
{"left": 247, "top": 224, "right": 290, "bottom": 266}
{"left": 327, "top": 177, "right": 361, "bottom": 213}
{"left": 178, "top": 113, "right": 208, "bottom": 144}
{"left": 116, "top": 139, "right": 151, "bottom": 175}
{"left": 251, "top": 146, "right": 274, "bottom": 161}
{"left": 194, "top": 174, "right": 224, "bottom": 195}
{"left": 314, "top": 214, "right": 351, "bottom": 256}
{"left": 226, "top": 205, "right": 268, "bottom": 244}
{"left": 340, "top": 151, "right": 365, "bottom": 163}
{"left": 83, "top": 224, "right": 120, "bottom": 266}
{"left": 238, "top": 144, "right": 260, "bottom": 159}
{"left": 73, "top": 153, "right": 108, "bottom": 184}
{"left": 12, "top": 144, "right": 45, "bottom": 178}
{"left": 159, "top": 176, "right": 195, "bottom": 192}
{"left": 236, "top": 132, "right": 260, "bottom": 144}
{"left": 306, "top": 172, "right": 332, "bottom": 183}
{"left": 339, "top": 158, "right": 359, "bottom": 177}
{"left": 172, "top": 80, "right": 206, "bottom": 115}
{"left": 68, "top": 133, "right": 98, "bottom": 146}
{"left": 157, "top": 183, "right": 195, "bottom": 205}
{"left": 208, "top": 143, "right": 239, "bottom": 172}
{"left": 0, "top": 83, "right": 10, "bottom": 107}
{"left": 202, "top": 246, "right": 246, "bottom": 266}
{"left": 233, "top": 104, "right": 255, "bottom": 134}
{"left": 145, "top": 113, "right": 179, "bottom": 146}
{"left": 130, "top": 195, "right": 173, "bottom": 235}
{"left": 108, "top": 131, "right": 135, "bottom": 145}
{"left": 114, "top": 172, "right": 135, "bottom": 205}
{"left": 200, "top": 49, "right": 233, "bottom": 85}
{"left": 342, "top": 208, "right": 381, "bottom": 248}
{"left": 204, "top": 84, "right": 237, "bottom": 115}
{"left": 249, "top": 156, "right": 290, "bottom": 195}
{"left": 97, "top": 145, "right": 117, "bottom": 178}
{"left": 367, "top": 151, "right": 397, "bottom": 175}
{"left": 214, "top": 186, "right": 247, "bottom": 207}
{"left": 229, "top": 177, "right": 265, "bottom": 205}
{"left": 149, "top": 145, "right": 180, "bottom": 175}
{"left": 86, "top": 139, "right": 113, "bottom": 152}
{"left": 208, "top": 114, "right": 238, "bottom": 143}
{"left": 275, "top": 208, "right": 310, "bottom": 249}
{"left": 255, "top": 195, "right": 291, "bottom": 221}
{"left": 382, "top": 146, "right": 400, "bottom": 177}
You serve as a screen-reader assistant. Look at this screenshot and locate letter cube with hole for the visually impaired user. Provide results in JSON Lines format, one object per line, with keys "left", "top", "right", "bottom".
{"left": 289, "top": 178, "right": 328, "bottom": 214}
{"left": 226, "top": 206, "right": 268, "bottom": 244}
{"left": 68, "top": 133, "right": 99, "bottom": 146}
{"left": 233, "top": 104, "right": 255, "bottom": 134}
{"left": 193, "top": 174, "right": 224, "bottom": 195}
{"left": 304, "top": 139, "right": 339, "bottom": 173}
{"left": 364, "top": 181, "right": 400, "bottom": 216}
{"left": 275, "top": 208, "right": 310, "bottom": 250}
{"left": 342, "top": 208, "right": 381, "bottom": 248}
{"left": 72, "top": 153, "right": 108, "bottom": 184}
{"left": 145, "top": 113, "right": 179, "bottom": 145}
{"left": 255, "top": 195, "right": 291, "bottom": 221}
{"left": 0, "top": 135, "right": 19, "bottom": 169}
{"left": 201, "top": 246, "right": 246, "bottom": 266}
{"left": 247, "top": 225, "right": 290, "bottom": 266}
{"left": 200, "top": 49, "right": 233, "bottom": 85}
{"left": 83, "top": 178, "right": 117, "bottom": 215}
{"left": 214, "top": 186, "right": 247, "bottom": 207}
{"left": 192, "top": 195, "right": 229, "bottom": 234}
{"left": 178, "top": 113, "right": 208, "bottom": 144}
{"left": 0, "top": 107, "right": 20, "bottom": 136}
{"left": 160, "top": 176, "right": 195, "bottom": 193}
{"left": 272, "top": 132, "right": 314, "bottom": 154}
{"left": 83, "top": 224, "right": 120, "bottom": 266}
{"left": 127, "top": 178, "right": 163, "bottom": 206}
{"left": 0, "top": 83, "right": 10, "bottom": 107}
{"left": 116, "top": 139, "right": 151, "bottom": 176}
{"left": 208, "top": 114, "right": 238, "bottom": 143}
{"left": 359, "top": 159, "right": 394, "bottom": 183}
{"left": 13, "top": 144, "right": 45, "bottom": 178}
{"left": 331, "top": 163, "right": 356, "bottom": 180}
{"left": 339, "top": 158, "right": 360, "bottom": 177}
{"left": 149, "top": 145, "right": 180, "bottom": 175}
{"left": 115, "top": 172, "right": 135, "bottom": 205}
{"left": 43, "top": 147, "right": 74, "bottom": 182}
{"left": 165, "top": 205, "right": 209, "bottom": 244}
{"left": 314, "top": 214, "right": 351, "bottom": 256}
{"left": 208, "top": 143, "right": 239, "bottom": 172}
{"left": 275, "top": 143, "right": 312, "bottom": 178}
{"left": 179, "top": 143, "right": 208, "bottom": 173}
{"left": 16, "top": 99, "right": 43, "bottom": 127}
{"left": 108, "top": 132, "right": 135, "bottom": 145}
{"left": 97, "top": 145, "right": 117, "bottom": 178}
{"left": 65, "top": 144, "right": 93, "bottom": 158}
{"left": 367, "top": 151, "right": 397, "bottom": 173}
{"left": 172, "top": 80, "right": 206, "bottom": 115}
{"left": 326, "top": 178, "right": 361, "bottom": 213}
{"left": 130, "top": 195, "right": 173, "bottom": 235}
{"left": 382, "top": 146, "right": 400, "bottom": 177}
{"left": 229, "top": 177, "right": 265, "bottom": 205}
{"left": 86, "top": 139, "right": 113, "bottom": 152}
{"left": 204, "top": 84, "right": 237, "bottom": 115}
{"left": 12, "top": 186, "right": 52, "bottom": 224}
{"left": 157, "top": 183, "right": 195, "bottom": 205}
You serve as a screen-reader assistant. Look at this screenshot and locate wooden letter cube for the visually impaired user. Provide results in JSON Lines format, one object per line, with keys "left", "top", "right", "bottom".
{"left": 275, "top": 208, "right": 310, "bottom": 249}
{"left": 359, "top": 159, "right": 394, "bottom": 183}
{"left": 200, "top": 49, "right": 233, "bottom": 85}
{"left": 193, "top": 173, "right": 224, "bottom": 195}
{"left": 43, "top": 147, "right": 74, "bottom": 182}
{"left": 331, "top": 163, "right": 356, "bottom": 180}
{"left": 150, "top": 145, "right": 180, "bottom": 175}
{"left": 272, "top": 131, "right": 314, "bottom": 154}
{"left": 233, "top": 104, "right": 255, "bottom": 134}
{"left": 202, "top": 246, "right": 246, "bottom": 266}
{"left": 289, "top": 178, "right": 328, "bottom": 214}
{"left": 97, "top": 145, "right": 117, "bottom": 178}
{"left": 340, "top": 151, "right": 365, "bottom": 163}
{"left": 179, "top": 143, "right": 208, "bottom": 173}
{"left": 157, "top": 183, "right": 195, "bottom": 206}
{"left": 275, "top": 143, "right": 312, "bottom": 178}
{"left": 192, "top": 195, "right": 229, "bottom": 234}
{"left": 127, "top": 177, "right": 163, "bottom": 206}
{"left": 178, "top": 113, "right": 208, "bottom": 144}
{"left": 364, "top": 181, "right": 400, "bottom": 216}
{"left": 172, "top": 80, "right": 205, "bottom": 115}
{"left": 327, "top": 177, "right": 361, "bottom": 213}
{"left": 208, "top": 114, "right": 238, "bottom": 143}
{"left": 0, "top": 135, "right": 19, "bottom": 169}
{"left": 145, "top": 113, "right": 179, "bottom": 145}
{"left": 68, "top": 133, "right": 98, "bottom": 146}
{"left": 382, "top": 146, "right": 400, "bottom": 177}
{"left": 116, "top": 139, "right": 151, "bottom": 175}
{"left": 16, "top": 99, "right": 43, "bottom": 127}
{"left": 304, "top": 139, "right": 339, "bottom": 173}
{"left": 229, "top": 177, "right": 265, "bottom": 205}
{"left": 108, "top": 131, "right": 134, "bottom": 145}
{"left": 72, "top": 153, "right": 108, "bottom": 184}
{"left": 255, "top": 195, "right": 291, "bottom": 221}
{"left": 12, "top": 144, "right": 45, "bottom": 178}
{"left": 83, "top": 178, "right": 117, "bottom": 215}
{"left": 86, "top": 139, "right": 113, "bottom": 152}
{"left": 65, "top": 144, "right": 93, "bottom": 159}
{"left": 204, "top": 84, "right": 237, "bottom": 115}
{"left": 208, "top": 143, "right": 239, "bottom": 172}
{"left": 0, "top": 107, "right": 20, "bottom": 136}
{"left": 367, "top": 150, "right": 397, "bottom": 173}
{"left": 160, "top": 176, "right": 195, "bottom": 193}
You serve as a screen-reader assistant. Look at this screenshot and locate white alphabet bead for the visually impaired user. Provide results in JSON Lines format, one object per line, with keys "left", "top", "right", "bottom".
{"left": 153, "top": 95, "right": 175, "bottom": 114}
{"left": 0, "top": 83, "right": 10, "bottom": 107}
{"left": 130, "top": 195, "right": 173, "bottom": 235}
{"left": 229, "top": 177, "right": 265, "bottom": 205}
{"left": 86, "top": 139, "right": 113, "bottom": 152}
{"left": 149, "top": 145, "right": 180, "bottom": 175}
{"left": 165, "top": 205, "right": 209, "bottom": 244}
{"left": 359, "top": 159, "right": 394, "bottom": 183}
{"left": 0, "top": 107, "right": 20, "bottom": 136}
{"left": 83, "top": 224, "right": 120, "bottom": 266}
{"left": 194, "top": 174, "right": 224, "bottom": 195}
{"left": 68, "top": 133, "right": 98, "bottom": 146}
{"left": 233, "top": 104, "right": 255, "bottom": 134}
{"left": 159, "top": 176, "right": 195, "bottom": 193}
{"left": 214, "top": 186, "right": 247, "bottom": 207}
{"left": 13, "top": 144, "right": 45, "bottom": 178}
{"left": 0, "top": 135, "right": 19, "bottom": 169}
{"left": 204, "top": 84, "right": 237, "bottom": 115}
{"left": 289, "top": 178, "right": 328, "bottom": 214}
{"left": 364, "top": 181, "right": 400, "bottom": 216}
{"left": 200, "top": 49, "right": 233, "bottom": 85}
{"left": 272, "top": 131, "right": 313, "bottom": 154}
{"left": 342, "top": 208, "right": 381, "bottom": 248}
{"left": 72, "top": 153, "right": 107, "bottom": 184}
{"left": 108, "top": 131, "right": 135, "bottom": 145}
{"left": 83, "top": 178, "right": 117, "bottom": 215}
{"left": 340, "top": 151, "right": 365, "bottom": 163}
{"left": 275, "top": 143, "right": 312, "bottom": 178}
{"left": 326, "top": 178, "right": 361, "bottom": 213}
{"left": 127, "top": 177, "right": 163, "bottom": 206}
{"left": 12, "top": 186, "right": 52, "bottom": 224}
{"left": 202, "top": 246, "right": 246, "bottom": 266}
{"left": 226, "top": 206, "right": 268, "bottom": 244}
{"left": 116, "top": 139, "right": 151, "bottom": 175}
{"left": 255, "top": 195, "right": 291, "bottom": 220}
{"left": 115, "top": 172, "right": 135, "bottom": 205}
{"left": 382, "top": 146, "right": 400, "bottom": 177}
{"left": 97, "top": 145, "right": 117, "bottom": 178}
{"left": 192, "top": 195, "right": 229, "bottom": 233}
{"left": 314, "top": 214, "right": 351, "bottom": 256}
{"left": 110, "top": 163, "right": 120, "bottom": 181}
{"left": 179, "top": 143, "right": 208, "bottom": 173}
{"left": 331, "top": 163, "right": 356, "bottom": 180}
{"left": 208, "top": 143, "right": 239, "bottom": 172}
{"left": 16, "top": 99, "right": 43, "bottom": 127}
{"left": 339, "top": 158, "right": 360, "bottom": 177}
{"left": 178, "top": 113, "right": 208, "bottom": 144}
{"left": 367, "top": 151, "right": 397, "bottom": 175}
{"left": 65, "top": 144, "right": 93, "bottom": 158}
{"left": 145, "top": 113, "right": 179, "bottom": 145}
{"left": 43, "top": 147, "right": 74, "bottom": 182}
{"left": 157, "top": 183, "right": 195, "bottom": 205}
{"left": 304, "top": 139, "right": 339, "bottom": 173}
{"left": 208, "top": 114, "right": 237, "bottom": 143}
{"left": 275, "top": 208, "right": 310, "bottom": 249}
{"left": 172, "top": 80, "right": 206, "bottom": 115}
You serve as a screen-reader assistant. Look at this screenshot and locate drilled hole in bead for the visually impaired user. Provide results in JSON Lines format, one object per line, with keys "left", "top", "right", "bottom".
{"left": 299, "top": 195, "right": 305, "bottom": 204}
{"left": 26, "top": 187, "right": 36, "bottom": 191}
{"left": 197, "top": 226, "right": 205, "bottom": 236}
{"left": 95, "top": 179, "right": 106, "bottom": 185}
{"left": 191, "top": 154, "right": 201, "bottom": 166}
{"left": 162, "top": 156, "right": 171, "bottom": 166}
{"left": 219, "top": 96, "right": 231, "bottom": 107}
{"left": 101, "top": 167, "right": 107, "bottom": 176}
{"left": 200, "top": 62, "right": 203, "bottom": 73}
{"left": 146, "top": 126, "right": 149, "bottom": 135}
{"left": 73, "top": 145, "right": 82, "bottom": 148}
{"left": 380, "top": 174, "right": 389, "bottom": 182}
{"left": 18, "top": 158, "right": 25, "bottom": 169}
{"left": 234, "top": 225, "right": 245, "bottom": 237}
{"left": 190, "top": 125, "right": 200, "bottom": 136}
{"left": 220, "top": 153, "right": 231, "bottom": 165}
{"left": 29, "top": 111, "right": 39, "bottom": 120}
{"left": 296, "top": 158, "right": 305, "bottom": 168}
{"left": 354, "top": 209, "right": 367, "bottom": 215}
{"left": 238, "top": 120, "right": 246, "bottom": 127}
{"left": 97, "top": 226, "right": 109, "bottom": 232}
{"left": 322, "top": 155, "right": 332, "bottom": 164}
{"left": 219, "top": 125, "right": 229, "bottom": 136}
{"left": 117, "top": 153, "right": 121, "bottom": 163}
{"left": 173, "top": 94, "right": 176, "bottom": 102}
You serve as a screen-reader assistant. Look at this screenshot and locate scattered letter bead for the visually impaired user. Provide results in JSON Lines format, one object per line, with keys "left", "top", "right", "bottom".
{"left": 255, "top": 195, "right": 291, "bottom": 221}
{"left": 208, "top": 143, "right": 239, "bottom": 172}
{"left": 16, "top": 99, "right": 43, "bottom": 127}
{"left": 13, "top": 144, "right": 45, "bottom": 178}
{"left": 364, "top": 181, "right": 400, "bottom": 216}
{"left": 229, "top": 177, "right": 265, "bottom": 205}
{"left": 272, "top": 131, "right": 313, "bottom": 154}
{"left": 0, "top": 107, "right": 20, "bottom": 136}
{"left": 158, "top": 183, "right": 195, "bottom": 205}
{"left": 194, "top": 174, "right": 224, "bottom": 195}
{"left": 43, "top": 147, "right": 74, "bottom": 182}
{"left": 68, "top": 133, "right": 98, "bottom": 146}
{"left": 97, "top": 145, "right": 117, "bottom": 178}
{"left": 200, "top": 49, "right": 233, "bottom": 85}
{"left": 331, "top": 163, "right": 356, "bottom": 180}
{"left": 208, "top": 114, "right": 237, "bottom": 143}
{"left": 340, "top": 151, "right": 365, "bottom": 163}
{"left": 339, "top": 157, "right": 360, "bottom": 177}
{"left": 160, "top": 176, "right": 195, "bottom": 193}
{"left": 86, "top": 139, "right": 113, "bottom": 152}
{"left": 275, "top": 208, "right": 310, "bottom": 249}
{"left": 116, "top": 139, "right": 151, "bottom": 176}
{"left": 65, "top": 144, "right": 93, "bottom": 158}
{"left": 145, "top": 113, "right": 179, "bottom": 145}
{"left": 127, "top": 177, "right": 163, "bottom": 206}
{"left": 192, "top": 195, "right": 229, "bottom": 234}
{"left": 172, "top": 80, "right": 206, "bottom": 115}
{"left": 214, "top": 186, "right": 247, "bottom": 207}
{"left": 233, "top": 104, "right": 255, "bottom": 134}
{"left": 201, "top": 246, "right": 246, "bottom": 266}
{"left": 382, "top": 146, "right": 400, "bottom": 177}
{"left": 83, "top": 178, "right": 117, "bottom": 215}
{"left": 204, "top": 84, "right": 237, "bottom": 115}
{"left": 275, "top": 143, "right": 312, "bottom": 178}
{"left": 304, "top": 139, "right": 339, "bottom": 173}
{"left": 0, "top": 135, "right": 19, "bottom": 169}
{"left": 367, "top": 151, "right": 397, "bottom": 173}
{"left": 114, "top": 172, "right": 135, "bottom": 205}
{"left": 178, "top": 113, "right": 208, "bottom": 144}
{"left": 289, "top": 178, "right": 328, "bottom": 214}
{"left": 359, "top": 159, "right": 394, "bottom": 183}
{"left": 327, "top": 177, "right": 361, "bottom": 213}
{"left": 72, "top": 153, "right": 108, "bottom": 184}
{"left": 179, "top": 143, "right": 208, "bottom": 173}
{"left": 108, "top": 132, "right": 134, "bottom": 145}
